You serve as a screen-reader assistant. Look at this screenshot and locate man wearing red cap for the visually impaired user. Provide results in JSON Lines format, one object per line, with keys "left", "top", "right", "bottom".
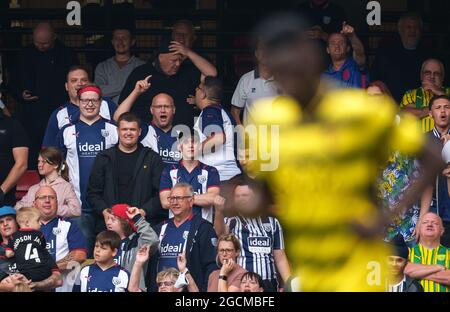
{"left": 57, "top": 84, "right": 118, "bottom": 256}
{"left": 105, "top": 204, "right": 158, "bottom": 291}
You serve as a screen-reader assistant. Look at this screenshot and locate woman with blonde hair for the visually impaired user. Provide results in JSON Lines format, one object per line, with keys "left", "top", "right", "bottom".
{"left": 15, "top": 147, "right": 80, "bottom": 217}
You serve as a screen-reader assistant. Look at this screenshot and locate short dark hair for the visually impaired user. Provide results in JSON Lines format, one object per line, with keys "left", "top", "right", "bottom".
{"left": 117, "top": 112, "right": 141, "bottom": 128}
{"left": 429, "top": 95, "right": 450, "bottom": 110}
{"left": 66, "top": 65, "right": 90, "bottom": 82}
{"left": 241, "top": 272, "right": 264, "bottom": 289}
{"left": 96, "top": 230, "right": 121, "bottom": 250}
{"left": 203, "top": 76, "right": 223, "bottom": 102}
{"left": 112, "top": 27, "right": 135, "bottom": 38}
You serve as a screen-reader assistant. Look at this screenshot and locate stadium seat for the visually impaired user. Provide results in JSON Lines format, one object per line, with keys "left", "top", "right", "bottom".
{"left": 15, "top": 170, "right": 41, "bottom": 201}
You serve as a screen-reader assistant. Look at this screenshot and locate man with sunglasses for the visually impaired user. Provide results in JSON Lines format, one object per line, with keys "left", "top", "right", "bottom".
{"left": 401, "top": 58, "right": 450, "bottom": 133}
{"left": 146, "top": 183, "right": 218, "bottom": 292}
{"left": 56, "top": 85, "right": 118, "bottom": 256}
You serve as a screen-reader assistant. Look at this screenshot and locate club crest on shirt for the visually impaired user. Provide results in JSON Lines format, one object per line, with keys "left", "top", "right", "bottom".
{"left": 183, "top": 231, "right": 189, "bottom": 240}
{"left": 112, "top": 276, "right": 122, "bottom": 286}
{"left": 211, "top": 238, "right": 218, "bottom": 247}
{"left": 101, "top": 129, "right": 110, "bottom": 138}
{"left": 197, "top": 175, "right": 207, "bottom": 184}
{"left": 52, "top": 227, "right": 62, "bottom": 235}
{"left": 262, "top": 223, "right": 272, "bottom": 233}
{"left": 323, "top": 16, "right": 331, "bottom": 24}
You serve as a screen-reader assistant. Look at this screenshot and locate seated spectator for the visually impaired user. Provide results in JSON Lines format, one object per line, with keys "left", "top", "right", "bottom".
{"left": 42, "top": 66, "right": 117, "bottom": 147}
{"left": 371, "top": 12, "right": 434, "bottom": 102}
{"left": 147, "top": 183, "right": 218, "bottom": 292}
{"left": 385, "top": 234, "right": 423, "bottom": 292}
{"left": 33, "top": 186, "right": 87, "bottom": 292}
{"left": 405, "top": 212, "right": 450, "bottom": 292}
{"left": 401, "top": 59, "right": 450, "bottom": 133}
{"left": 295, "top": 0, "right": 347, "bottom": 42}
{"left": 0, "top": 109, "right": 28, "bottom": 207}
{"left": 113, "top": 77, "right": 181, "bottom": 166}
{"left": 0, "top": 206, "right": 62, "bottom": 292}
{"left": 208, "top": 233, "right": 247, "bottom": 292}
{"left": 87, "top": 112, "right": 165, "bottom": 228}
{"left": 215, "top": 178, "right": 291, "bottom": 292}
{"left": 366, "top": 80, "right": 393, "bottom": 97}
{"left": 160, "top": 131, "right": 220, "bottom": 223}
{"left": 4, "top": 207, "right": 61, "bottom": 284}
{"left": 73, "top": 230, "right": 129, "bottom": 292}
{"left": 128, "top": 245, "right": 199, "bottom": 292}
{"left": 193, "top": 77, "right": 242, "bottom": 182}
{"left": 56, "top": 85, "right": 118, "bottom": 255}
{"left": 104, "top": 204, "right": 158, "bottom": 290}
{"left": 230, "top": 39, "right": 279, "bottom": 126}
{"left": 118, "top": 36, "right": 217, "bottom": 128}
{"left": 15, "top": 147, "right": 80, "bottom": 218}
{"left": 238, "top": 272, "right": 264, "bottom": 292}
{"left": 323, "top": 22, "right": 368, "bottom": 88}
{"left": 94, "top": 28, "right": 145, "bottom": 104}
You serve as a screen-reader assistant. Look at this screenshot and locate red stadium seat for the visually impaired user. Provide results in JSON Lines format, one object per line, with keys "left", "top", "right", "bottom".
{"left": 15, "top": 170, "right": 41, "bottom": 201}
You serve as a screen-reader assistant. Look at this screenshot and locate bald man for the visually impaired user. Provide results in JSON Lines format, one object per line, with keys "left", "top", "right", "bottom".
{"left": 401, "top": 58, "right": 450, "bottom": 132}
{"left": 114, "top": 77, "right": 181, "bottom": 165}
{"left": 11, "top": 21, "right": 78, "bottom": 168}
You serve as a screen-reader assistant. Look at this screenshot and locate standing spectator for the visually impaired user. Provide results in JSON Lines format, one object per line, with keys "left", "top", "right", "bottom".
{"left": 94, "top": 28, "right": 145, "bottom": 104}
{"left": 33, "top": 186, "right": 87, "bottom": 292}
{"left": 215, "top": 179, "right": 291, "bottom": 292}
{"left": 73, "top": 230, "right": 129, "bottom": 292}
{"left": 405, "top": 212, "right": 450, "bottom": 292}
{"left": 87, "top": 112, "right": 165, "bottom": 228}
{"left": 118, "top": 37, "right": 217, "bottom": 128}
{"left": 427, "top": 95, "right": 450, "bottom": 246}
{"left": 295, "top": 0, "right": 347, "bottom": 42}
{"left": 104, "top": 204, "right": 158, "bottom": 291}
{"left": 0, "top": 109, "right": 28, "bottom": 207}
{"left": 10, "top": 22, "right": 78, "bottom": 167}
{"left": 0, "top": 206, "right": 63, "bottom": 292}
{"left": 57, "top": 85, "right": 118, "bottom": 257}
{"left": 323, "top": 22, "right": 368, "bottom": 88}
{"left": 385, "top": 234, "right": 423, "bottom": 292}
{"left": 230, "top": 40, "right": 279, "bottom": 126}
{"left": 160, "top": 131, "right": 220, "bottom": 223}
{"left": 42, "top": 66, "right": 117, "bottom": 147}
{"left": 401, "top": 59, "right": 450, "bottom": 133}
{"left": 371, "top": 13, "right": 434, "bottom": 102}
{"left": 113, "top": 77, "right": 181, "bottom": 165}
{"left": 147, "top": 183, "right": 218, "bottom": 292}
{"left": 194, "top": 77, "right": 242, "bottom": 182}
{"left": 15, "top": 147, "right": 80, "bottom": 218}
{"left": 208, "top": 233, "right": 247, "bottom": 292}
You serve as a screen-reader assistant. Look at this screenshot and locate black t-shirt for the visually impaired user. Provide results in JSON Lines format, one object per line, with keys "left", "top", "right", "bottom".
{"left": 115, "top": 145, "right": 142, "bottom": 204}
{"left": 6, "top": 229, "right": 58, "bottom": 282}
{"left": 118, "top": 58, "right": 201, "bottom": 129}
{"left": 0, "top": 111, "right": 29, "bottom": 205}
{"left": 296, "top": 1, "right": 347, "bottom": 34}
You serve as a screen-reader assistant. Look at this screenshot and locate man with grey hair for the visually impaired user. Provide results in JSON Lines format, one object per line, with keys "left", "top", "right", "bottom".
{"left": 146, "top": 182, "right": 218, "bottom": 292}
{"left": 401, "top": 58, "right": 450, "bottom": 133}
{"left": 372, "top": 12, "right": 438, "bottom": 102}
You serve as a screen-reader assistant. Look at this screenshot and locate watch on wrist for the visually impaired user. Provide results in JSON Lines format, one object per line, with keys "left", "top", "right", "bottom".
{"left": 219, "top": 275, "right": 228, "bottom": 281}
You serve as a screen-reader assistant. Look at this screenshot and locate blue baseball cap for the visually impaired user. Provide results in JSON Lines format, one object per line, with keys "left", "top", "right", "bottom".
{"left": 0, "top": 206, "right": 17, "bottom": 218}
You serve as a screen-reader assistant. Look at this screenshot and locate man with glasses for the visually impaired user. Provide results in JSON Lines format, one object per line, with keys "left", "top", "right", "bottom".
{"left": 56, "top": 85, "right": 118, "bottom": 256}
{"left": 113, "top": 77, "right": 180, "bottom": 166}
{"left": 146, "top": 183, "right": 218, "bottom": 292}
{"left": 33, "top": 186, "right": 87, "bottom": 292}
{"left": 87, "top": 112, "right": 165, "bottom": 229}
{"left": 401, "top": 58, "right": 450, "bottom": 132}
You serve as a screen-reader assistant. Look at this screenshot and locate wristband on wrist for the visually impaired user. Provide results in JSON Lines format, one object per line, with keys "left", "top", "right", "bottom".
{"left": 219, "top": 275, "right": 228, "bottom": 281}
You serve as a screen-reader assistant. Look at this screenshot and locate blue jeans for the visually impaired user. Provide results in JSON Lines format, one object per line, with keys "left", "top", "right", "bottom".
{"left": 77, "top": 212, "right": 97, "bottom": 258}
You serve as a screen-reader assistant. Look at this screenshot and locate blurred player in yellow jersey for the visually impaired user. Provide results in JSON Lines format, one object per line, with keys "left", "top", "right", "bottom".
{"left": 246, "top": 13, "right": 443, "bottom": 292}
